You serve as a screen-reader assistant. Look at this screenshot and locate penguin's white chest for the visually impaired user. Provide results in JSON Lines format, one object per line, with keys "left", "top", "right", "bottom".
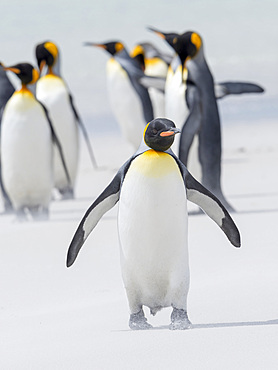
{"left": 106, "top": 59, "right": 145, "bottom": 149}
{"left": 36, "top": 75, "right": 79, "bottom": 187}
{"left": 118, "top": 150, "right": 189, "bottom": 310}
{"left": 145, "top": 59, "right": 168, "bottom": 118}
{"left": 165, "top": 65, "right": 189, "bottom": 155}
{"left": 1, "top": 91, "right": 53, "bottom": 208}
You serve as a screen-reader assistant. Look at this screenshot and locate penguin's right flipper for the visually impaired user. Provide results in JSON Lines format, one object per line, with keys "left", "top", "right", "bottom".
{"left": 215, "top": 82, "right": 264, "bottom": 99}
{"left": 0, "top": 63, "right": 15, "bottom": 111}
{"left": 40, "top": 103, "right": 73, "bottom": 190}
{"left": 179, "top": 83, "right": 202, "bottom": 166}
{"left": 0, "top": 158, "right": 13, "bottom": 213}
{"left": 66, "top": 159, "right": 133, "bottom": 267}
{"left": 68, "top": 93, "right": 98, "bottom": 169}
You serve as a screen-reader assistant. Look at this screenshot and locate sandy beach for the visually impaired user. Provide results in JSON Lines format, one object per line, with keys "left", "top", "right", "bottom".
{"left": 0, "top": 114, "right": 277, "bottom": 369}
{"left": 0, "top": 0, "right": 277, "bottom": 367}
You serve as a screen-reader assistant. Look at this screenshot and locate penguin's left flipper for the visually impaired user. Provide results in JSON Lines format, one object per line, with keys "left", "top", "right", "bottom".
{"left": 177, "top": 159, "right": 241, "bottom": 248}
{"left": 215, "top": 82, "right": 264, "bottom": 99}
{"left": 66, "top": 159, "right": 132, "bottom": 267}
{"left": 68, "top": 94, "right": 98, "bottom": 169}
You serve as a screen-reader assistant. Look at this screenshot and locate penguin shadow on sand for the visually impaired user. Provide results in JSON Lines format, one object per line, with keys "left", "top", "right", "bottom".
{"left": 117, "top": 318, "right": 278, "bottom": 332}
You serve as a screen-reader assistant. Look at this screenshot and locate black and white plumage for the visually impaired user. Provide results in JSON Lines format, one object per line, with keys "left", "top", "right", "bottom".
{"left": 149, "top": 27, "right": 264, "bottom": 211}
{"left": 67, "top": 118, "right": 240, "bottom": 330}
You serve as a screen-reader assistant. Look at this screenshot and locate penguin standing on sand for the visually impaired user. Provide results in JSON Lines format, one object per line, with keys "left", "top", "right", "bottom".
{"left": 84, "top": 41, "right": 156, "bottom": 149}
{"left": 35, "top": 41, "right": 97, "bottom": 199}
{"left": 66, "top": 118, "right": 241, "bottom": 330}
{"left": 0, "top": 63, "right": 70, "bottom": 219}
{"left": 149, "top": 27, "right": 264, "bottom": 210}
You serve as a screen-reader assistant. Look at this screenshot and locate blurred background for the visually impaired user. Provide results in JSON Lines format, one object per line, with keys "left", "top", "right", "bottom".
{"left": 1, "top": 0, "right": 277, "bottom": 133}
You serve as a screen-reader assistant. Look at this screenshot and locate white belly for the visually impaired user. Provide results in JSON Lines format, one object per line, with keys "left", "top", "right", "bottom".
{"left": 1, "top": 91, "right": 53, "bottom": 209}
{"left": 106, "top": 59, "right": 145, "bottom": 149}
{"left": 36, "top": 75, "right": 79, "bottom": 189}
{"left": 144, "top": 59, "right": 168, "bottom": 118}
{"left": 165, "top": 65, "right": 189, "bottom": 155}
{"left": 118, "top": 150, "right": 189, "bottom": 312}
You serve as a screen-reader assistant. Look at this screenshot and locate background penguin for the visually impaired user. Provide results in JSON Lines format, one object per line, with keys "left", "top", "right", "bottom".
{"left": 130, "top": 42, "right": 172, "bottom": 117}
{"left": 35, "top": 41, "right": 97, "bottom": 199}
{"left": 84, "top": 40, "right": 156, "bottom": 150}
{"left": 66, "top": 118, "right": 241, "bottom": 330}
{"left": 149, "top": 27, "right": 264, "bottom": 211}
{"left": 0, "top": 63, "right": 16, "bottom": 212}
{"left": 0, "top": 63, "right": 70, "bottom": 220}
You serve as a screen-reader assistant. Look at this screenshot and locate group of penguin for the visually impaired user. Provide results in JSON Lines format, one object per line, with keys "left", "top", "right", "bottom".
{"left": 0, "top": 28, "right": 264, "bottom": 329}
{"left": 0, "top": 41, "right": 96, "bottom": 220}
{"left": 67, "top": 28, "right": 264, "bottom": 330}
{"left": 85, "top": 27, "right": 264, "bottom": 210}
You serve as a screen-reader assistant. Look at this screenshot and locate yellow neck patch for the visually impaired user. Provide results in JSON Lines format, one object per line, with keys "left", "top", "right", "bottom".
{"left": 14, "top": 85, "right": 34, "bottom": 97}
{"left": 132, "top": 150, "right": 180, "bottom": 178}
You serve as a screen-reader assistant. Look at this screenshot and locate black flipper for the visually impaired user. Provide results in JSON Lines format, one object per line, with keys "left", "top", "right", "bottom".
{"left": 69, "top": 94, "right": 98, "bottom": 169}
{"left": 179, "top": 82, "right": 202, "bottom": 166}
{"left": 66, "top": 158, "right": 133, "bottom": 267}
{"left": 0, "top": 155, "right": 13, "bottom": 213}
{"left": 172, "top": 155, "right": 240, "bottom": 248}
{"left": 40, "top": 103, "right": 73, "bottom": 190}
{"left": 215, "top": 82, "right": 265, "bottom": 99}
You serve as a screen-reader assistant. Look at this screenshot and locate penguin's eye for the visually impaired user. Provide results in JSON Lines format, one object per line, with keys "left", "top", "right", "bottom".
{"left": 152, "top": 129, "right": 158, "bottom": 135}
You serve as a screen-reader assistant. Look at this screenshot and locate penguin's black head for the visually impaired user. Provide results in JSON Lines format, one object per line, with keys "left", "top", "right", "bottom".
{"left": 144, "top": 118, "right": 181, "bottom": 152}
{"left": 148, "top": 27, "right": 202, "bottom": 65}
{"left": 84, "top": 41, "right": 124, "bottom": 56}
{"left": 4, "top": 63, "right": 39, "bottom": 85}
{"left": 148, "top": 27, "right": 179, "bottom": 51}
{"left": 176, "top": 31, "right": 202, "bottom": 64}
{"left": 35, "top": 41, "right": 59, "bottom": 71}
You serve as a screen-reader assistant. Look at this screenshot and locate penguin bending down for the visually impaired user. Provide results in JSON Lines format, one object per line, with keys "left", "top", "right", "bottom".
{"left": 0, "top": 63, "right": 70, "bottom": 220}
{"left": 130, "top": 42, "right": 172, "bottom": 117}
{"left": 84, "top": 41, "right": 155, "bottom": 149}
{"left": 66, "top": 118, "right": 241, "bottom": 330}
{"left": 35, "top": 41, "right": 97, "bottom": 199}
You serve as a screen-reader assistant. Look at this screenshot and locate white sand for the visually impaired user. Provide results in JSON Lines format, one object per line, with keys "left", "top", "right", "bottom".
{"left": 0, "top": 117, "right": 278, "bottom": 370}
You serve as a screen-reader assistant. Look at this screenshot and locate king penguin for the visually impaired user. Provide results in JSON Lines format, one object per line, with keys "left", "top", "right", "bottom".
{"left": 0, "top": 63, "right": 70, "bottom": 219}
{"left": 0, "top": 63, "right": 16, "bottom": 212}
{"left": 130, "top": 42, "right": 172, "bottom": 118}
{"left": 84, "top": 40, "right": 155, "bottom": 150}
{"left": 66, "top": 117, "right": 241, "bottom": 330}
{"left": 35, "top": 41, "right": 97, "bottom": 199}
{"left": 149, "top": 27, "right": 264, "bottom": 211}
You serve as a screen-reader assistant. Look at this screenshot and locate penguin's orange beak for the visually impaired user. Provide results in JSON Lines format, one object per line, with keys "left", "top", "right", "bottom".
{"left": 83, "top": 42, "right": 107, "bottom": 50}
{"left": 160, "top": 128, "right": 181, "bottom": 137}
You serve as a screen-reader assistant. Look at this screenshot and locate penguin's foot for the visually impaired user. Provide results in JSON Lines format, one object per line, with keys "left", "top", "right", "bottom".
{"left": 3, "top": 199, "right": 14, "bottom": 214}
{"left": 16, "top": 208, "right": 28, "bottom": 221}
{"left": 169, "top": 308, "right": 191, "bottom": 330}
{"left": 58, "top": 187, "right": 74, "bottom": 200}
{"left": 29, "top": 206, "right": 49, "bottom": 221}
{"left": 129, "top": 309, "right": 153, "bottom": 330}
